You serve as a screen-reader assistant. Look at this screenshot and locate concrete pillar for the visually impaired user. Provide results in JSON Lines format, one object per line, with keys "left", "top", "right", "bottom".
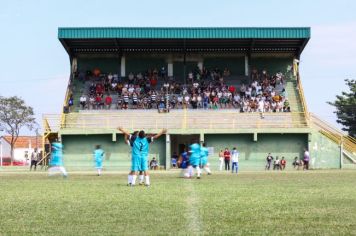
{"left": 165, "top": 134, "right": 171, "bottom": 170}
{"left": 168, "top": 62, "right": 173, "bottom": 77}
{"left": 120, "top": 56, "right": 126, "bottom": 77}
{"left": 200, "top": 132, "right": 205, "bottom": 144}
{"left": 253, "top": 132, "right": 258, "bottom": 142}
{"left": 245, "top": 55, "right": 249, "bottom": 76}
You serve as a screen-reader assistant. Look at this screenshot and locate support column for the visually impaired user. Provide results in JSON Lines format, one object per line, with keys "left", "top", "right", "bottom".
{"left": 200, "top": 132, "right": 205, "bottom": 144}
{"left": 245, "top": 55, "right": 249, "bottom": 76}
{"left": 253, "top": 132, "right": 258, "bottom": 142}
{"left": 340, "top": 141, "right": 343, "bottom": 169}
{"left": 120, "top": 56, "right": 126, "bottom": 77}
{"left": 165, "top": 134, "right": 171, "bottom": 170}
{"left": 168, "top": 62, "right": 173, "bottom": 77}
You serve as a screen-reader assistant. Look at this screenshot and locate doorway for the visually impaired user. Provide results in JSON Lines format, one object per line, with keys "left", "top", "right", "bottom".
{"left": 170, "top": 134, "right": 200, "bottom": 157}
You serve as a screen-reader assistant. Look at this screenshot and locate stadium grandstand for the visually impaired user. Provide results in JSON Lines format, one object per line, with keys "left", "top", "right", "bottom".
{"left": 42, "top": 27, "right": 356, "bottom": 170}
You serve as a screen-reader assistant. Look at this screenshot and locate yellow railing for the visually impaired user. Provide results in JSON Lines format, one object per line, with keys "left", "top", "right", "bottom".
{"left": 310, "top": 113, "right": 356, "bottom": 154}
{"left": 44, "top": 111, "right": 309, "bottom": 131}
{"left": 296, "top": 74, "right": 310, "bottom": 121}
{"left": 60, "top": 74, "right": 73, "bottom": 128}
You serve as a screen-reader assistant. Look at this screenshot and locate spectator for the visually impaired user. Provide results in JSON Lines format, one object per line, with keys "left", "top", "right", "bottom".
{"left": 150, "top": 157, "right": 158, "bottom": 170}
{"left": 223, "top": 148, "right": 231, "bottom": 171}
{"left": 30, "top": 148, "right": 39, "bottom": 171}
{"left": 303, "top": 148, "right": 310, "bottom": 170}
{"left": 273, "top": 156, "right": 280, "bottom": 170}
{"left": 105, "top": 94, "right": 112, "bottom": 109}
{"left": 218, "top": 149, "right": 224, "bottom": 171}
{"left": 231, "top": 147, "right": 239, "bottom": 174}
{"left": 68, "top": 95, "right": 74, "bottom": 112}
{"left": 280, "top": 156, "right": 286, "bottom": 170}
{"left": 79, "top": 94, "right": 87, "bottom": 109}
{"left": 265, "top": 153, "right": 273, "bottom": 170}
{"left": 172, "top": 152, "right": 178, "bottom": 168}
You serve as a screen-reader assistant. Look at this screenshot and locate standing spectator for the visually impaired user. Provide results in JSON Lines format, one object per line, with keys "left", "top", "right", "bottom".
{"left": 303, "top": 148, "right": 310, "bottom": 170}
{"left": 280, "top": 156, "right": 286, "bottom": 170}
{"left": 223, "top": 148, "right": 231, "bottom": 171}
{"left": 231, "top": 147, "right": 239, "bottom": 174}
{"left": 30, "top": 148, "right": 39, "bottom": 171}
{"left": 218, "top": 149, "right": 224, "bottom": 171}
{"left": 265, "top": 153, "right": 273, "bottom": 170}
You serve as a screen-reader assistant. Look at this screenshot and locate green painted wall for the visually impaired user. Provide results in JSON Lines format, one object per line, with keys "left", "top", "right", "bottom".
{"left": 77, "top": 57, "right": 120, "bottom": 74}
{"left": 61, "top": 134, "right": 166, "bottom": 171}
{"left": 126, "top": 57, "right": 166, "bottom": 75}
{"left": 204, "top": 57, "right": 245, "bottom": 75}
{"left": 204, "top": 133, "right": 307, "bottom": 171}
{"left": 309, "top": 131, "right": 341, "bottom": 169}
{"left": 250, "top": 56, "right": 293, "bottom": 75}
{"left": 173, "top": 61, "right": 198, "bottom": 80}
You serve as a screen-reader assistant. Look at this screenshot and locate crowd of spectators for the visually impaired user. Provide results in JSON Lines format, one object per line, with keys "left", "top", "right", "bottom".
{"left": 72, "top": 66, "right": 291, "bottom": 113}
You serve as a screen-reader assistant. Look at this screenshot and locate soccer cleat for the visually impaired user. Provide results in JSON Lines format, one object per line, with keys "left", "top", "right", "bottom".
{"left": 139, "top": 182, "right": 144, "bottom": 186}
{"left": 197, "top": 176, "right": 201, "bottom": 179}
{"left": 207, "top": 173, "right": 212, "bottom": 175}
{"left": 145, "top": 184, "right": 150, "bottom": 187}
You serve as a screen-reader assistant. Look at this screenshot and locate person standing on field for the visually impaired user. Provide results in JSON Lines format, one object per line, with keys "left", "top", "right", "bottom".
{"left": 218, "top": 149, "right": 224, "bottom": 171}
{"left": 303, "top": 148, "right": 310, "bottom": 170}
{"left": 223, "top": 148, "right": 231, "bottom": 171}
{"left": 231, "top": 147, "right": 239, "bottom": 174}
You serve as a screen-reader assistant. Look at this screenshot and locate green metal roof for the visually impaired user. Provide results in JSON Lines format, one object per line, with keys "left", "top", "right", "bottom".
{"left": 58, "top": 27, "right": 310, "bottom": 39}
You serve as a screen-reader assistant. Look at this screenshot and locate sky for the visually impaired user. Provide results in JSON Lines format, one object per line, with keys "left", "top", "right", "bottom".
{"left": 0, "top": 0, "right": 355, "bottom": 135}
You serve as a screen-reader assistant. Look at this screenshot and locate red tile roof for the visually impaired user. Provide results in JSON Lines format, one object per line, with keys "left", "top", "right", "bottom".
{"left": 2, "top": 136, "right": 43, "bottom": 148}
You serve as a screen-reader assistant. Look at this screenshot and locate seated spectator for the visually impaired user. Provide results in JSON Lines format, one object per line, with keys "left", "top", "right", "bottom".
{"left": 105, "top": 94, "right": 112, "bottom": 109}
{"left": 280, "top": 157, "right": 286, "bottom": 170}
{"left": 93, "top": 68, "right": 101, "bottom": 77}
{"left": 79, "top": 94, "right": 87, "bottom": 109}
{"left": 292, "top": 156, "right": 302, "bottom": 170}
{"left": 172, "top": 152, "right": 178, "bottom": 168}
{"left": 273, "top": 156, "right": 280, "bottom": 170}
{"left": 150, "top": 157, "right": 158, "bottom": 170}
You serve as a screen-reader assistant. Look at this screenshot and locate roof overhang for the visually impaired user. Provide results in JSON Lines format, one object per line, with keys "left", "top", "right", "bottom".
{"left": 58, "top": 27, "right": 310, "bottom": 56}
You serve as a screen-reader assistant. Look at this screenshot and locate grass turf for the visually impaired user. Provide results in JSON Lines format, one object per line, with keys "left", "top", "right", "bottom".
{"left": 0, "top": 170, "right": 356, "bottom": 235}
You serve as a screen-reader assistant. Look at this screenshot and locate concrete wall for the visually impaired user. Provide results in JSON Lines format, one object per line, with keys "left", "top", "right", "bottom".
{"left": 309, "top": 131, "right": 341, "bottom": 169}
{"left": 61, "top": 134, "right": 166, "bottom": 171}
{"left": 205, "top": 133, "right": 307, "bottom": 171}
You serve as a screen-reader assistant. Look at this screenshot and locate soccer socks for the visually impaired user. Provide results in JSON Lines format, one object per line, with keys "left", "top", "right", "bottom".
{"left": 128, "top": 175, "right": 132, "bottom": 185}
{"left": 204, "top": 166, "right": 211, "bottom": 174}
{"left": 97, "top": 169, "right": 102, "bottom": 176}
{"left": 196, "top": 166, "right": 201, "bottom": 178}
{"left": 139, "top": 175, "right": 144, "bottom": 184}
{"left": 59, "top": 167, "right": 68, "bottom": 177}
{"left": 131, "top": 175, "right": 137, "bottom": 186}
{"left": 145, "top": 175, "right": 150, "bottom": 186}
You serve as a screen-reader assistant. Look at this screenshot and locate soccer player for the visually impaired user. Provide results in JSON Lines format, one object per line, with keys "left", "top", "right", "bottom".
{"left": 178, "top": 148, "right": 190, "bottom": 178}
{"left": 188, "top": 140, "right": 202, "bottom": 179}
{"left": 48, "top": 141, "right": 68, "bottom": 178}
{"left": 118, "top": 127, "right": 167, "bottom": 186}
{"left": 93, "top": 145, "right": 105, "bottom": 176}
{"left": 200, "top": 143, "right": 211, "bottom": 175}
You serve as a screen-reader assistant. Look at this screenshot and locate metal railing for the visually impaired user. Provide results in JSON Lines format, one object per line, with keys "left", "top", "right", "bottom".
{"left": 310, "top": 113, "right": 356, "bottom": 154}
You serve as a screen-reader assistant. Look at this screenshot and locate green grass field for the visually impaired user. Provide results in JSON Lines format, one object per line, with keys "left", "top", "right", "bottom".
{"left": 1, "top": 170, "right": 356, "bottom": 235}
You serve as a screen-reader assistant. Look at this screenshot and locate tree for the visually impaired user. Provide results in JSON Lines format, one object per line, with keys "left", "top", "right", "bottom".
{"left": 328, "top": 79, "right": 356, "bottom": 137}
{"left": 0, "top": 96, "right": 36, "bottom": 163}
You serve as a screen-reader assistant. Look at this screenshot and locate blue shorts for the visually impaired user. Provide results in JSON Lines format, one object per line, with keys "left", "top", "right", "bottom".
{"left": 131, "top": 156, "right": 140, "bottom": 172}
{"left": 95, "top": 161, "right": 102, "bottom": 169}
{"left": 139, "top": 157, "right": 148, "bottom": 172}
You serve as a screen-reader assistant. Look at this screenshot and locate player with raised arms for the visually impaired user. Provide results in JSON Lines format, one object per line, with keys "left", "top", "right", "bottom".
{"left": 118, "top": 127, "right": 167, "bottom": 186}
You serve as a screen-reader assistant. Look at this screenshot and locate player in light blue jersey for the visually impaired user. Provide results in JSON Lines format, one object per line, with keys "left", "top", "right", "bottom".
{"left": 48, "top": 141, "right": 68, "bottom": 178}
{"left": 188, "top": 141, "right": 202, "bottom": 179}
{"left": 118, "top": 127, "right": 167, "bottom": 186}
{"left": 200, "top": 143, "right": 212, "bottom": 175}
{"left": 93, "top": 145, "right": 105, "bottom": 176}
